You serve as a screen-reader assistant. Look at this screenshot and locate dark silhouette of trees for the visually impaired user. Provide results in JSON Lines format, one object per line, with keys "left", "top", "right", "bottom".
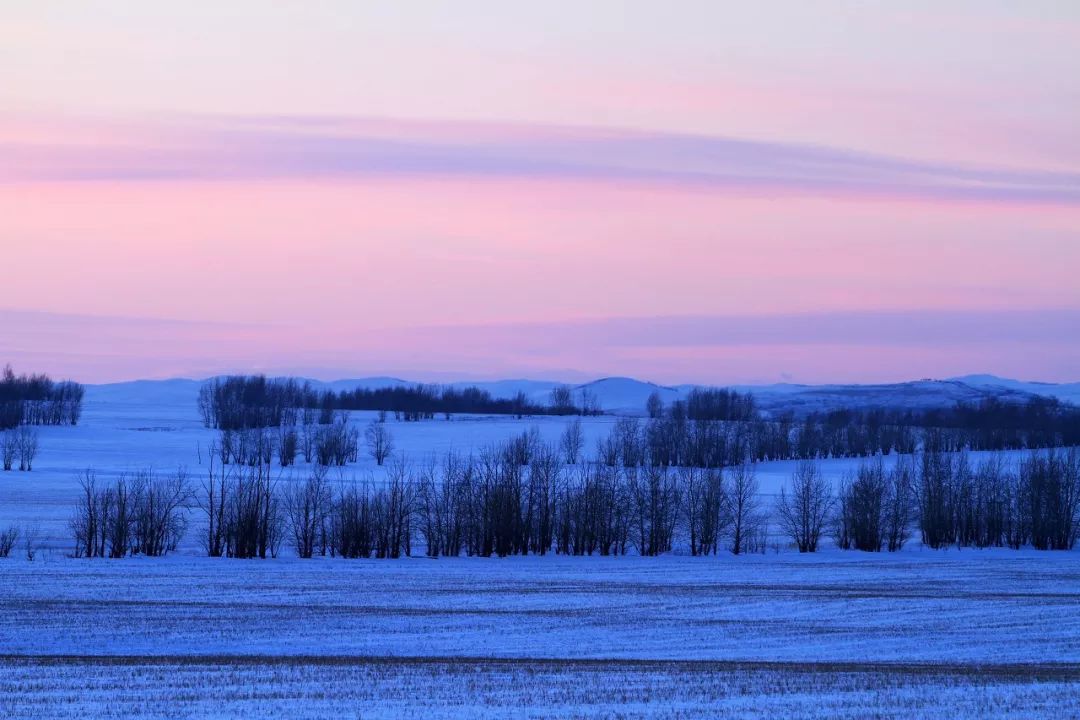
{"left": 284, "top": 466, "right": 332, "bottom": 558}
{"left": 683, "top": 467, "right": 728, "bottom": 555}
{"left": 365, "top": 422, "right": 394, "bottom": 466}
{"left": 776, "top": 461, "right": 833, "bottom": 552}
{"left": 1, "top": 431, "right": 16, "bottom": 471}
{"left": 646, "top": 391, "right": 664, "bottom": 420}
{"left": 548, "top": 386, "right": 577, "bottom": 415}
{"left": 560, "top": 418, "right": 584, "bottom": 465}
{"left": 70, "top": 468, "right": 191, "bottom": 558}
{"left": 0, "top": 365, "right": 83, "bottom": 430}
{"left": 0, "top": 526, "right": 17, "bottom": 557}
{"left": 727, "top": 460, "right": 762, "bottom": 555}
{"left": 16, "top": 427, "right": 38, "bottom": 471}
{"left": 836, "top": 461, "right": 889, "bottom": 551}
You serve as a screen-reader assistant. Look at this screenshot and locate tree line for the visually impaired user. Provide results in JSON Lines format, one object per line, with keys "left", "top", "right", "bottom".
{"left": 58, "top": 421, "right": 1079, "bottom": 560}
{"left": 198, "top": 376, "right": 603, "bottom": 432}
{"left": 642, "top": 391, "right": 1080, "bottom": 466}
{"left": 0, "top": 365, "right": 83, "bottom": 430}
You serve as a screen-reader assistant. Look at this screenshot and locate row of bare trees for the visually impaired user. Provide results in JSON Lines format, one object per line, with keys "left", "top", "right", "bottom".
{"left": 0, "top": 524, "right": 43, "bottom": 560}
{"left": 215, "top": 415, "right": 363, "bottom": 469}
{"left": 70, "top": 468, "right": 191, "bottom": 558}
{"left": 1, "top": 428, "right": 38, "bottom": 471}
{"left": 60, "top": 428, "right": 1080, "bottom": 559}
{"left": 774, "top": 446, "right": 1080, "bottom": 554}
{"left": 915, "top": 443, "right": 1080, "bottom": 550}
{"left": 266, "top": 440, "right": 769, "bottom": 560}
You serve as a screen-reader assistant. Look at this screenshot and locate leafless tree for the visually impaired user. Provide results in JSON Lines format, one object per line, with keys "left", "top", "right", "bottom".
{"left": 560, "top": 418, "right": 584, "bottom": 465}
{"left": 105, "top": 473, "right": 135, "bottom": 558}
{"left": 836, "top": 460, "right": 889, "bottom": 552}
{"left": 776, "top": 460, "right": 833, "bottom": 552}
{"left": 373, "top": 455, "right": 414, "bottom": 558}
{"left": 727, "top": 459, "right": 761, "bottom": 555}
{"left": 628, "top": 464, "right": 680, "bottom": 556}
{"left": 0, "top": 526, "right": 17, "bottom": 557}
{"left": 70, "top": 469, "right": 108, "bottom": 558}
{"left": 285, "top": 466, "right": 332, "bottom": 558}
{"left": 683, "top": 466, "right": 728, "bottom": 555}
{"left": 549, "top": 385, "right": 576, "bottom": 414}
{"left": 1, "top": 431, "right": 16, "bottom": 471}
{"left": 883, "top": 458, "right": 915, "bottom": 551}
{"left": 1020, "top": 448, "right": 1080, "bottom": 550}
{"left": 330, "top": 478, "right": 376, "bottom": 558}
{"left": 132, "top": 468, "right": 192, "bottom": 556}
{"left": 199, "top": 440, "right": 230, "bottom": 557}
{"left": 22, "top": 523, "right": 42, "bottom": 561}
{"left": 225, "top": 461, "right": 282, "bottom": 559}
{"left": 579, "top": 387, "right": 601, "bottom": 416}
{"left": 365, "top": 422, "right": 394, "bottom": 466}
{"left": 278, "top": 426, "right": 298, "bottom": 467}
{"left": 17, "top": 427, "right": 38, "bottom": 471}
{"left": 646, "top": 391, "right": 664, "bottom": 420}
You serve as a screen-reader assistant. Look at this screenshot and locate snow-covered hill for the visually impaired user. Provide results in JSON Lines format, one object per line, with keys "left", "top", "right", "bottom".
{"left": 86, "top": 373, "right": 1078, "bottom": 417}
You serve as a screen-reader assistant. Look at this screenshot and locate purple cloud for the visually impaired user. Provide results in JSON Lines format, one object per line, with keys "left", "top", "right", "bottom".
{"left": 3, "top": 114, "right": 1079, "bottom": 205}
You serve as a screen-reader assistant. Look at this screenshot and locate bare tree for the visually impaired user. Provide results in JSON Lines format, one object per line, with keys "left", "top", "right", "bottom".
{"left": 373, "top": 455, "right": 414, "bottom": 558}
{"left": 776, "top": 460, "right": 833, "bottom": 552}
{"left": 579, "top": 388, "right": 601, "bottom": 416}
{"left": 199, "top": 440, "right": 230, "bottom": 557}
{"left": 285, "top": 465, "right": 332, "bottom": 558}
{"left": 836, "top": 460, "right": 889, "bottom": 552}
{"left": 17, "top": 427, "right": 38, "bottom": 471}
{"left": 683, "top": 467, "right": 729, "bottom": 555}
{"left": 278, "top": 426, "right": 298, "bottom": 467}
{"left": 560, "top": 418, "right": 584, "bottom": 465}
{"left": 0, "top": 526, "right": 17, "bottom": 557}
{"left": 365, "top": 422, "right": 394, "bottom": 466}
{"left": 883, "top": 458, "right": 915, "bottom": 551}
{"left": 70, "top": 469, "right": 107, "bottom": 558}
{"left": 628, "top": 465, "right": 680, "bottom": 556}
{"left": 1, "top": 431, "right": 15, "bottom": 471}
{"left": 132, "top": 468, "right": 192, "bottom": 556}
{"left": 549, "top": 385, "right": 576, "bottom": 414}
{"left": 23, "top": 523, "right": 42, "bottom": 561}
{"left": 727, "top": 459, "right": 761, "bottom": 555}
{"left": 646, "top": 391, "right": 664, "bottom": 420}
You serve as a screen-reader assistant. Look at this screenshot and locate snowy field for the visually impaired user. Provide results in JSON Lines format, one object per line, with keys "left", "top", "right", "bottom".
{"left": 2, "top": 553, "right": 1079, "bottom": 717}
{"left": 1, "top": 383, "right": 1079, "bottom": 717}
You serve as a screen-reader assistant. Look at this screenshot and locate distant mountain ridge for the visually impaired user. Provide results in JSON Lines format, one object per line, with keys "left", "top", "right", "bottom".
{"left": 86, "top": 373, "right": 1080, "bottom": 417}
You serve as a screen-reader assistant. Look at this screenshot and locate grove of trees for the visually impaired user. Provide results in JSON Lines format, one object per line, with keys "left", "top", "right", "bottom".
{"left": 0, "top": 365, "right": 83, "bottom": 430}
{"left": 198, "top": 376, "right": 602, "bottom": 432}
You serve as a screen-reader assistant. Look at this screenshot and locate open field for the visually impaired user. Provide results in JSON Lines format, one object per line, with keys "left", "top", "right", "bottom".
{"left": 4, "top": 655, "right": 1079, "bottom": 719}
{"left": 2, "top": 552, "right": 1080, "bottom": 717}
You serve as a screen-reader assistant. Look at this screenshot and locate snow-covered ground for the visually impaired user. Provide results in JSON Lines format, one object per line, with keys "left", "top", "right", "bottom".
{"left": 2, "top": 552, "right": 1078, "bottom": 717}
{"left": 1, "top": 381, "right": 1078, "bottom": 718}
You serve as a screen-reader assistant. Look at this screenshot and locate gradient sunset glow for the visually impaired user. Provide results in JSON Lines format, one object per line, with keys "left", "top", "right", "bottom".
{"left": 2, "top": 2, "right": 1079, "bottom": 384}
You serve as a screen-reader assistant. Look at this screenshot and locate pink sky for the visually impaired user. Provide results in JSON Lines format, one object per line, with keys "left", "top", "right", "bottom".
{"left": 2, "top": 3, "right": 1079, "bottom": 384}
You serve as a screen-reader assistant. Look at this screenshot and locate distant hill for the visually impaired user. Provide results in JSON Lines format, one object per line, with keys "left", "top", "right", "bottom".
{"left": 86, "top": 374, "right": 1079, "bottom": 417}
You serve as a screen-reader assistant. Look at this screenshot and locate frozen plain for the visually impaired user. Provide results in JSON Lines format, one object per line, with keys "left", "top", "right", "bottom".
{"left": 1, "top": 383, "right": 1078, "bottom": 718}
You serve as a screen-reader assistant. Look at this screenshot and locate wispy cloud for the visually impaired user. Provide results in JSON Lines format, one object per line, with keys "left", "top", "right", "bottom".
{"left": 4, "top": 114, "right": 1079, "bottom": 205}
{"left": 396, "top": 309, "right": 1080, "bottom": 350}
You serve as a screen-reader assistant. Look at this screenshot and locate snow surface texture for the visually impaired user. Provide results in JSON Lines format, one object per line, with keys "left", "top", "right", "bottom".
{"left": 2, "top": 554, "right": 1079, "bottom": 718}
{"left": 1, "top": 380, "right": 1079, "bottom": 718}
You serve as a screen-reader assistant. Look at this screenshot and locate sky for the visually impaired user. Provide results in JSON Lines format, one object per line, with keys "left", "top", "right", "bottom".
{"left": 2, "top": 1, "right": 1079, "bottom": 385}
